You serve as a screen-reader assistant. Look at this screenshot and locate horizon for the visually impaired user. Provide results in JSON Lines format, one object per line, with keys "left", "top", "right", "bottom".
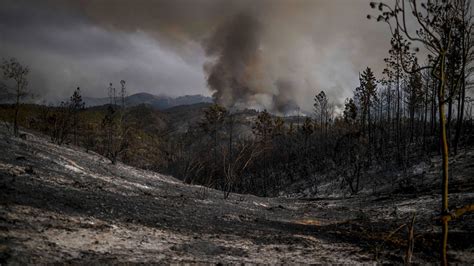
{"left": 1, "top": 1, "right": 473, "bottom": 264}
{"left": 0, "top": 0, "right": 390, "bottom": 113}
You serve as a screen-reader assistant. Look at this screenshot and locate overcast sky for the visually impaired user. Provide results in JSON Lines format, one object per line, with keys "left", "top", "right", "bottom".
{"left": 0, "top": 0, "right": 392, "bottom": 111}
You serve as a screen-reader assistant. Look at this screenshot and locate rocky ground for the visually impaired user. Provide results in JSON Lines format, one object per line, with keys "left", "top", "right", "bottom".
{"left": 0, "top": 126, "right": 473, "bottom": 264}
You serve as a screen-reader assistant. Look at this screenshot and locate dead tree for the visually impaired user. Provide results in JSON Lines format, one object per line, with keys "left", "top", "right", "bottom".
{"left": 222, "top": 140, "right": 260, "bottom": 199}
{"left": 369, "top": 1, "right": 474, "bottom": 264}
{"left": 0, "top": 58, "right": 30, "bottom": 136}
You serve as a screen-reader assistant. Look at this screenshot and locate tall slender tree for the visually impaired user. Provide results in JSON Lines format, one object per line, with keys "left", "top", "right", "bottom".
{"left": 70, "top": 87, "right": 85, "bottom": 145}
{"left": 200, "top": 104, "right": 227, "bottom": 185}
{"left": 343, "top": 97, "right": 358, "bottom": 125}
{"left": 253, "top": 109, "right": 274, "bottom": 195}
{"left": 369, "top": 1, "right": 474, "bottom": 263}
{"left": 406, "top": 61, "right": 424, "bottom": 143}
{"left": 1, "top": 58, "right": 29, "bottom": 136}
{"left": 356, "top": 67, "right": 378, "bottom": 161}
{"left": 120, "top": 80, "right": 127, "bottom": 109}
{"left": 314, "top": 91, "right": 329, "bottom": 136}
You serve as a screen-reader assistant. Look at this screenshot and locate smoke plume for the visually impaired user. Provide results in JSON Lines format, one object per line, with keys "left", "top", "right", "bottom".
{"left": 2, "top": 0, "right": 391, "bottom": 113}
{"left": 204, "top": 13, "right": 265, "bottom": 109}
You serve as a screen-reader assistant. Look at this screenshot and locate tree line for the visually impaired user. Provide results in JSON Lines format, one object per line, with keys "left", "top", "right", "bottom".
{"left": 0, "top": 1, "right": 473, "bottom": 263}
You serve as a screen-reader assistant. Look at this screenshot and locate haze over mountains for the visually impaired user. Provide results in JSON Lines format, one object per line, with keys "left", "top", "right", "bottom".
{"left": 82, "top": 93, "right": 213, "bottom": 110}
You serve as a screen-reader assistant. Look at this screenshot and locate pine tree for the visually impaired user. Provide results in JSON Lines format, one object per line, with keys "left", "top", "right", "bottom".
{"left": 252, "top": 109, "right": 274, "bottom": 195}
{"left": 355, "top": 67, "right": 378, "bottom": 164}
{"left": 200, "top": 104, "right": 227, "bottom": 185}
{"left": 343, "top": 98, "right": 358, "bottom": 125}
{"left": 70, "top": 87, "right": 85, "bottom": 145}
{"left": 406, "top": 62, "right": 424, "bottom": 143}
{"left": 120, "top": 80, "right": 126, "bottom": 109}
{"left": 356, "top": 67, "right": 378, "bottom": 138}
{"left": 314, "top": 91, "right": 328, "bottom": 135}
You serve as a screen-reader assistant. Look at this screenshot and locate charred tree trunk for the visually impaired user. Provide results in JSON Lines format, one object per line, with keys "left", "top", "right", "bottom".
{"left": 438, "top": 53, "right": 449, "bottom": 266}
{"left": 453, "top": 28, "right": 468, "bottom": 155}
{"left": 13, "top": 89, "right": 20, "bottom": 137}
{"left": 453, "top": 77, "right": 465, "bottom": 155}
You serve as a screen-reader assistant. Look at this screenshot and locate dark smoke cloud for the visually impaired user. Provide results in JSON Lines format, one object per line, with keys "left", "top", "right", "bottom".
{"left": 204, "top": 13, "right": 266, "bottom": 109}
{"left": 0, "top": 0, "right": 208, "bottom": 102}
{"left": 273, "top": 80, "right": 299, "bottom": 114}
{"left": 1, "top": 0, "right": 391, "bottom": 112}
{"left": 64, "top": 0, "right": 391, "bottom": 112}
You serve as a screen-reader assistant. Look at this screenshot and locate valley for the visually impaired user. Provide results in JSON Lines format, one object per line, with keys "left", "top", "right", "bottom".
{"left": 1, "top": 126, "right": 473, "bottom": 264}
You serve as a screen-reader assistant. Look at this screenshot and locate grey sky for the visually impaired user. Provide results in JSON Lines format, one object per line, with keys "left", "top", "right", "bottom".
{"left": 0, "top": 0, "right": 391, "bottom": 110}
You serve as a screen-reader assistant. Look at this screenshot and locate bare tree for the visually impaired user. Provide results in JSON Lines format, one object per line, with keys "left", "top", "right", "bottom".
{"left": 314, "top": 91, "right": 329, "bottom": 136}
{"left": 1, "top": 58, "right": 29, "bottom": 136}
{"left": 222, "top": 139, "right": 260, "bottom": 199}
{"left": 50, "top": 101, "right": 73, "bottom": 145}
{"left": 102, "top": 81, "right": 131, "bottom": 164}
{"left": 200, "top": 104, "right": 227, "bottom": 186}
{"left": 453, "top": 0, "right": 473, "bottom": 154}
{"left": 301, "top": 117, "right": 314, "bottom": 154}
{"left": 369, "top": 1, "right": 474, "bottom": 263}
{"left": 252, "top": 109, "right": 274, "bottom": 196}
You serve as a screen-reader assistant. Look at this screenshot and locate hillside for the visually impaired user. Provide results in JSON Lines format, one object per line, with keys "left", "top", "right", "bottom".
{"left": 1, "top": 126, "right": 473, "bottom": 264}
{"left": 82, "top": 93, "right": 213, "bottom": 110}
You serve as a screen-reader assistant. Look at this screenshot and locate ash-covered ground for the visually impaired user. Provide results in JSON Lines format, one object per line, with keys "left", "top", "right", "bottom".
{"left": 0, "top": 126, "right": 473, "bottom": 264}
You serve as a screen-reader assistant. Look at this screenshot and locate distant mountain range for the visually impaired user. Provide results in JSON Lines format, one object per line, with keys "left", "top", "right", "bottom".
{"left": 82, "top": 93, "right": 213, "bottom": 110}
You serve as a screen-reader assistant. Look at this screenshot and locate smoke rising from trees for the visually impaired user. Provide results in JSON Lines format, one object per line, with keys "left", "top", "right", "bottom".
{"left": 1, "top": 0, "right": 390, "bottom": 112}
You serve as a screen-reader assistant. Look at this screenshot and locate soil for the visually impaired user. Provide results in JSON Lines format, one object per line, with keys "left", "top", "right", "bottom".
{"left": 0, "top": 127, "right": 473, "bottom": 264}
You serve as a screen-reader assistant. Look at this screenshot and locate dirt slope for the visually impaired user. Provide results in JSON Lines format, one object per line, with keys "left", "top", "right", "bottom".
{"left": 0, "top": 127, "right": 473, "bottom": 264}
